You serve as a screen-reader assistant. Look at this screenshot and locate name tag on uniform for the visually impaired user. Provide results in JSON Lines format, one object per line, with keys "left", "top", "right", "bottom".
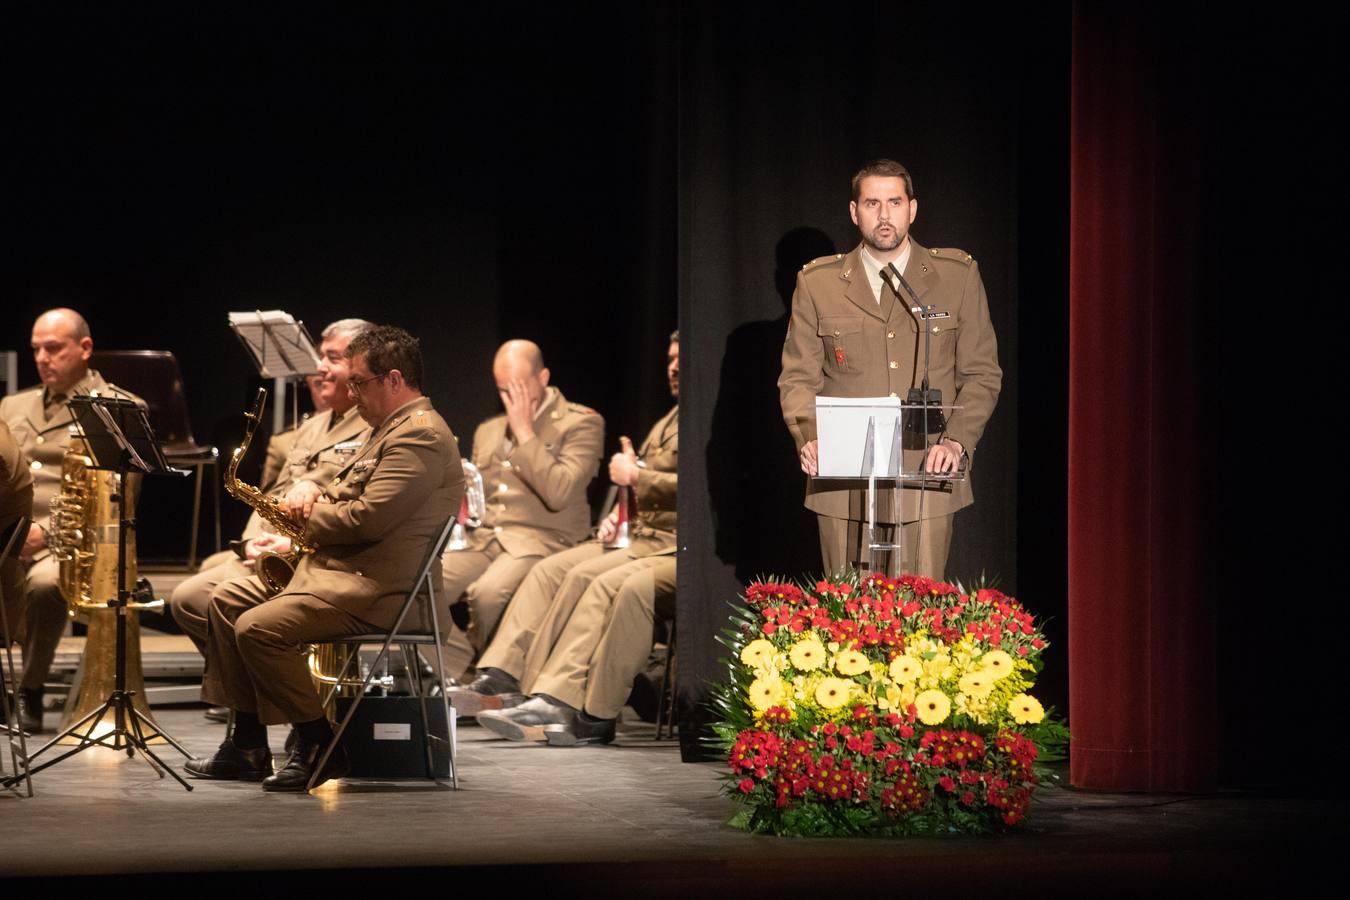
{"left": 334, "top": 440, "right": 363, "bottom": 456}
{"left": 922, "top": 310, "right": 951, "bottom": 320}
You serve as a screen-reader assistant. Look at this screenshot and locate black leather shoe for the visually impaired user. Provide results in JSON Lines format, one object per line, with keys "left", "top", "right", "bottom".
{"left": 184, "top": 739, "right": 274, "bottom": 780}
{"left": 544, "top": 711, "right": 616, "bottom": 747}
{"left": 478, "top": 695, "right": 574, "bottom": 742}
{"left": 262, "top": 736, "right": 349, "bottom": 792}
{"left": 447, "top": 667, "right": 523, "bottom": 716}
{"left": 203, "top": 706, "right": 230, "bottom": 724}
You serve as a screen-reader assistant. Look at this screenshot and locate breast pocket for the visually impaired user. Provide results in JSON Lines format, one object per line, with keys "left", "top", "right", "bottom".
{"left": 818, "top": 316, "right": 864, "bottom": 374}
{"left": 344, "top": 459, "right": 378, "bottom": 492}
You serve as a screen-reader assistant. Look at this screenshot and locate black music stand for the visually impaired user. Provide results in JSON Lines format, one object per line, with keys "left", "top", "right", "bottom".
{"left": 3, "top": 396, "right": 195, "bottom": 792}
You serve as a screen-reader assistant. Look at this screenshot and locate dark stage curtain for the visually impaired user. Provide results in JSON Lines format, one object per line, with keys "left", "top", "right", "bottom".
{"left": 1067, "top": 5, "right": 1217, "bottom": 791}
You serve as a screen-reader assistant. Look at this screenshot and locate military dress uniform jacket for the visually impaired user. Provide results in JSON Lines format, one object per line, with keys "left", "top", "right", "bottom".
{"left": 630, "top": 404, "right": 678, "bottom": 555}
{"left": 296, "top": 396, "right": 462, "bottom": 627}
{"left": 778, "top": 239, "right": 1002, "bottom": 523}
{"left": 466, "top": 386, "right": 603, "bottom": 559}
{"left": 240, "top": 408, "right": 371, "bottom": 541}
{"left": 0, "top": 370, "right": 144, "bottom": 542}
{"left": 1, "top": 421, "right": 35, "bottom": 629}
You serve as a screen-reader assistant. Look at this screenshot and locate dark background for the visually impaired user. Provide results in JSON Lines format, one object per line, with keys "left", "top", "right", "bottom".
{"left": 5, "top": 3, "right": 1321, "bottom": 778}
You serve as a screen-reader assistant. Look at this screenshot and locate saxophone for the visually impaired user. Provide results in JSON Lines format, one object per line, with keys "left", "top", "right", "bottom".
{"left": 225, "top": 387, "right": 315, "bottom": 595}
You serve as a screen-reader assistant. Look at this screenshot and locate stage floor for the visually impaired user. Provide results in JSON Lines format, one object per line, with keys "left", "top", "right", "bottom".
{"left": 0, "top": 707, "right": 1323, "bottom": 892}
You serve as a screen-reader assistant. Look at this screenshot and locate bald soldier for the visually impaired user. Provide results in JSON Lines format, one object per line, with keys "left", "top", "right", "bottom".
{"left": 0, "top": 308, "right": 144, "bottom": 732}
{"left": 438, "top": 340, "right": 604, "bottom": 679}
{"left": 169, "top": 319, "right": 373, "bottom": 660}
{"left": 779, "top": 160, "right": 1002, "bottom": 579}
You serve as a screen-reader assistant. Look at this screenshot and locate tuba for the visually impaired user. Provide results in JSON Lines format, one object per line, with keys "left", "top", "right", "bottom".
{"left": 224, "top": 388, "right": 315, "bottom": 595}
{"left": 47, "top": 428, "right": 161, "bottom": 740}
{"left": 445, "top": 460, "right": 485, "bottom": 551}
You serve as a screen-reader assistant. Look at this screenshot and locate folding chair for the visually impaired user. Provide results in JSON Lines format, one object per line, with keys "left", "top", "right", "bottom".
{"left": 1, "top": 515, "right": 33, "bottom": 796}
{"left": 309, "top": 517, "right": 458, "bottom": 791}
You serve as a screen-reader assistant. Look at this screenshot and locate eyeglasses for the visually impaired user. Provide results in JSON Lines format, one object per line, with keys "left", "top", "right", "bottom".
{"left": 347, "top": 372, "right": 388, "bottom": 394}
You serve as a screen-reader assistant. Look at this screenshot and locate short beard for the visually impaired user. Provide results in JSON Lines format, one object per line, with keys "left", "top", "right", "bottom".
{"left": 863, "top": 227, "right": 903, "bottom": 254}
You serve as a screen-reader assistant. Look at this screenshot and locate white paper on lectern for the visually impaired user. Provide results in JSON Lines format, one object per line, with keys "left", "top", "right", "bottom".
{"left": 227, "top": 310, "right": 321, "bottom": 378}
{"left": 815, "top": 396, "right": 903, "bottom": 478}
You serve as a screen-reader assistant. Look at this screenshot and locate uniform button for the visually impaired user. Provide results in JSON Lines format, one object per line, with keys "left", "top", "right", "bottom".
{"left": 833, "top": 329, "right": 841, "bottom": 336}
{"left": 494, "top": 526, "right": 502, "bottom": 534}
{"left": 502, "top": 460, "right": 512, "bottom": 469}
{"left": 355, "top": 571, "right": 363, "bottom": 577}
{"left": 30, "top": 460, "right": 42, "bottom": 470}
{"left": 498, "top": 483, "right": 508, "bottom": 493}
{"left": 888, "top": 361, "right": 898, "bottom": 369}
{"left": 887, "top": 331, "right": 895, "bottom": 339}
{"left": 889, "top": 392, "right": 898, "bottom": 398}
{"left": 931, "top": 326, "right": 940, "bottom": 334}
{"left": 35, "top": 435, "right": 45, "bottom": 445}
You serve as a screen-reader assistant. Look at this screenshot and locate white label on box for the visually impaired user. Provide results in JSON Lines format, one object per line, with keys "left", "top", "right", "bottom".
{"left": 373, "top": 723, "right": 412, "bottom": 741}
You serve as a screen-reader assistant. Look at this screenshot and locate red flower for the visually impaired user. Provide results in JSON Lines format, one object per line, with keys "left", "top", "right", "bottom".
{"left": 739, "top": 778, "right": 754, "bottom": 793}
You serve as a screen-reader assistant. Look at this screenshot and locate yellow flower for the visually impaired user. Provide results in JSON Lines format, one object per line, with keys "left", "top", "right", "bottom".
{"left": 834, "top": 649, "right": 869, "bottom": 677}
{"left": 877, "top": 682, "right": 906, "bottom": 711}
{"left": 959, "top": 670, "right": 995, "bottom": 699}
{"left": 915, "top": 689, "right": 951, "bottom": 725}
{"left": 980, "top": 650, "right": 1015, "bottom": 680}
{"left": 747, "top": 676, "right": 786, "bottom": 711}
{"left": 1009, "top": 693, "right": 1045, "bottom": 724}
{"left": 740, "top": 639, "right": 776, "bottom": 670}
{"left": 889, "top": 655, "right": 922, "bottom": 685}
{"left": 789, "top": 636, "right": 828, "bottom": 671}
{"left": 814, "top": 677, "right": 853, "bottom": 710}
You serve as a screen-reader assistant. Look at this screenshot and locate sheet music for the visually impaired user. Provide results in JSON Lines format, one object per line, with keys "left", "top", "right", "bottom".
{"left": 227, "top": 310, "right": 321, "bottom": 378}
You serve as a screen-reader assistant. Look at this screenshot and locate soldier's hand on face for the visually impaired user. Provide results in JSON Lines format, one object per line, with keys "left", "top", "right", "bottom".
{"left": 283, "top": 480, "right": 324, "bottom": 522}
{"left": 799, "top": 440, "right": 819, "bottom": 476}
{"left": 924, "top": 438, "right": 965, "bottom": 475}
{"left": 502, "top": 379, "right": 539, "bottom": 444}
{"left": 596, "top": 507, "right": 620, "bottom": 542}
{"left": 20, "top": 524, "right": 45, "bottom": 561}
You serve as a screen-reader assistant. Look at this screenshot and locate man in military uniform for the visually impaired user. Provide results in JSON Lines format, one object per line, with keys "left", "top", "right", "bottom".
{"left": 461, "top": 334, "right": 679, "bottom": 739}
{"left": 0, "top": 308, "right": 143, "bottom": 732}
{"left": 1, "top": 421, "right": 35, "bottom": 729}
{"left": 779, "top": 160, "right": 1002, "bottom": 579}
{"left": 184, "top": 325, "right": 462, "bottom": 791}
{"left": 169, "top": 319, "right": 373, "bottom": 658}
{"left": 438, "top": 339, "right": 604, "bottom": 680}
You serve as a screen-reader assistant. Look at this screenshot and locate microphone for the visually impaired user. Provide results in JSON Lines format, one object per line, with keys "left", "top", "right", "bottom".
{"left": 884, "top": 262, "right": 946, "bottom": 438}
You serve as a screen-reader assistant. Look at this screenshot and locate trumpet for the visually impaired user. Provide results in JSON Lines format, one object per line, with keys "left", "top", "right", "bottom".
{"left": 225, "top": 388, "right": 315, "bottom": 595}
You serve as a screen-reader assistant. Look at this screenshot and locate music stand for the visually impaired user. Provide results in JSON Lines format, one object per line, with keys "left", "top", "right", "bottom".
{"left": 228, "top": 310, "right": 321, "bottom": 433}
{"left": 4, "top": 396, "right": 195, "bottom": 792}
{"left": 815, "top": 395, "right": 966, "bottom": 577}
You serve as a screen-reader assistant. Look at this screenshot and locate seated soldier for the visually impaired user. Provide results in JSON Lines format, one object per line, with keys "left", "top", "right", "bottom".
{"left": 0, "top": 308, "right": 143, "bottom": 733}
{"left": 183, "top": 326, "right": 462, "bottom": 791}
{"left": 452, "top": 332, "right": 679, "bottom": 737}
{"left": 438, "top": 340, "right": 603, "bottom": 681}
{"left": 169, "top": 320, "right": 372, "bottom": 715}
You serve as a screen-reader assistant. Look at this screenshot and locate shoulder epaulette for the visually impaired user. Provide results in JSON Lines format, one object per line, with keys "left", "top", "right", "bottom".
{"left": 567, "top": 402, "right": 598, "bottom": 416}
{"left": 927, "top": 247, "right": 975, "bottom": 265}
{"left": 801, "top": 253, "right": 845, "bottom": 272}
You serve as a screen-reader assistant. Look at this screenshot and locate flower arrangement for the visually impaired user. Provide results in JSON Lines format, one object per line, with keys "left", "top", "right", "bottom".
{"left": 711, "top": 571, "right": 1067, "bottom": 837}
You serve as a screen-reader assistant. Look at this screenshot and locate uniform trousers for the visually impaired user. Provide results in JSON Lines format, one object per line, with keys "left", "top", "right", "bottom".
{"left": 437, "top": 538, "right": 544, "bottom": 680}
{"left": 818, "top": 513, "right": 954, "bottom": 581}
{"left": 169, "top": 556, "right": 252, "bottom": 653}
{"left": 12, "top": 556, "right": 68, "bottom": 691}
{"left": 477, "top": 541, "right": 666, "bottom": 696}
{"left": 200, "top": 575, "right": 385, "bottom": 726}
{"left": 530, "top": 555, "right": 677, "bottom": 719}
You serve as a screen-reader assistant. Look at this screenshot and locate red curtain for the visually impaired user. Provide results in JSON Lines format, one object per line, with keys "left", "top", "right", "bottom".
{"left": 1067, "top": 4, "right": 1217, "bottom": 791}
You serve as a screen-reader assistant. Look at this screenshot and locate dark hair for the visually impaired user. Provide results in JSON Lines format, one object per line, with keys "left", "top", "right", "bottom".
{"left": 851, "top": 159, "right": 915, "bottom": 202}
{"left": 348, "top": 325, "right": 424, "bottom": 390}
